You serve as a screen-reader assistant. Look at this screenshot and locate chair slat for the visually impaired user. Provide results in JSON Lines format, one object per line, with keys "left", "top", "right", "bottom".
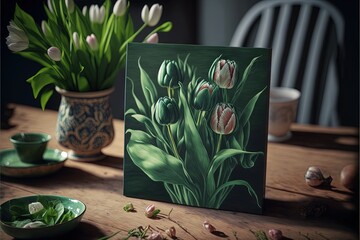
{"left": 298, "top": 9, "right": 329, "bottom": 123}
{"left": 282, "top": 4, "right": 312, "bottom": 88}
{"left": 270, "top": 4, "right": 292, "bottom": 87}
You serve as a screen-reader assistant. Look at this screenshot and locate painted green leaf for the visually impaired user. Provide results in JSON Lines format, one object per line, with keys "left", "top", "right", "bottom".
{"left": 210, "top": 179, "right": 261, "bottom": 208}
{"left": 231, "top": 56, "right": 261, "bottom": 104}
{"left": 138, "top": 58, "right": 158, "bottom": 109}
{"left": 179, "top": 85, "right": 210, "bottom": 186}
{"left": 238, "top": 88, "right": 266, "bottom": 131}
{"left": 208, "top": 148, "right": 263, "bottom": 178}
{"left": 127, "top": 78, "right": 146, "bottom": 115}
{"left": 127, "top": 130, "right": 190, "bottom": 187}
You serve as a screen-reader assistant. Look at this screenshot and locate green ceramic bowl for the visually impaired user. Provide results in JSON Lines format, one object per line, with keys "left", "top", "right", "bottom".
{"left": 10, "top": 133, "right": 51, "bottom": 163}
{"left": 0, "top": 195, "right": 86, "bottom": 239}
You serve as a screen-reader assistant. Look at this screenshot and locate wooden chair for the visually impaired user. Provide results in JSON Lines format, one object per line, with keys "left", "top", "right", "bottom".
{"left": 230, "top": 0, "right": 345, "bottom": 126}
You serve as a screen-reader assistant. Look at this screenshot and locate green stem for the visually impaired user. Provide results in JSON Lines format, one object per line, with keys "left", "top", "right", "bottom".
{"left": 196, "top": 111, "right": 203, "bottom": 126}
{"left": 167, "top": 87, "right": 172, "bottom": 98}
{"left": 119, "top": 23, "right": 147, "bottom": 54}
{"left": 167, "top": 125, "right": 180, "bottom": 159}
{"left": 216, "top": 134, "right": 223, "bottom": 153}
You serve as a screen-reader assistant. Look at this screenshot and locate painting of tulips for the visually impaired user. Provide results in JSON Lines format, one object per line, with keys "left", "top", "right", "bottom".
{"left": 124, "top": 43, "right": 271, "bottom": 214}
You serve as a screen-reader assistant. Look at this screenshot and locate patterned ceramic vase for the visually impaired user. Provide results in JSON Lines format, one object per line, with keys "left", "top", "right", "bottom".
{"left": 55, "top": 87, "right": 115, "bottom": 161}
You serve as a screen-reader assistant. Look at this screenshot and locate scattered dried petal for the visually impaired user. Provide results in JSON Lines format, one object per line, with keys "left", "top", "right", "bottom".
{"left": 268, "top": 229, "right": 283, "bottom": 240}
{"left": 165, "top": 226, "right": 176, "bottom": 238}
{"left": 146, "top": 231, "right": 163, "bottom": 240}
{"left": 145, "top": 204, "right": 160, "bottom": 218}
{"left": 203, "top": 220, "right": 216, "bottom": 233}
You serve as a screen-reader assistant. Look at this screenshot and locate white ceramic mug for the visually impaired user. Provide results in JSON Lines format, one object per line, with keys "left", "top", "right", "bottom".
{"left": 268, "top": 87, "right": 301, "bottom": 142}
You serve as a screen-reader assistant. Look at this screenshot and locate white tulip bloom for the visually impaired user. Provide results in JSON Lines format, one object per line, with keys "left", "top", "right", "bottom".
{"left": 73, "top": 32, "right": 80, "bottom": 49}
{"left": 113, "top": 0, "right": 127, "bottom": 17}
{"left": 28, "top": 202, "right": 44, "bottom": 215}
{"left": 47, "top": 46, "right": 62, "bottom": 61}
{"left": 89, "top": 5, "right": 105, "bottom": 24}
{"left": 41, "top": 20, "right": 47, "bottom": 35}
{"left": 146, "top": 33, "right": 159, "bottom": 44}
{"left": 82, "top": 6, "right": 88, "bottom": 16}
{"left": 86, "top": 34, "right": 98, "bottom": 50}
{"left": 47, "top": 0, "right": 53, "bottom": 13}
{"left": 6, "top": 21, "right": 29, "bottom": 52}
{"left": 65, "top": 0, "right": 75, "bottom": 13}
{"left": 141, "top": 4, "right": 162, "bottom": 27}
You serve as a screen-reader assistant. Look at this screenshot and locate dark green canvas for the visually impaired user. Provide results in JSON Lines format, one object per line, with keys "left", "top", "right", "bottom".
{"left": 123, "top": 43, "right": 271, "bottom": 214}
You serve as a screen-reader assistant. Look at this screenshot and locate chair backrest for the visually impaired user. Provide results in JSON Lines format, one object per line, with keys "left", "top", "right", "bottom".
{"left": 230, "top": 0, "right": 345, "bottom": 126}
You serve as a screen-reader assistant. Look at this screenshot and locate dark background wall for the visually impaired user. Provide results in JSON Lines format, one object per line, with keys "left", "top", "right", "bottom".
{"left": 1, "top": 0, "right": 358, "bottom": 127}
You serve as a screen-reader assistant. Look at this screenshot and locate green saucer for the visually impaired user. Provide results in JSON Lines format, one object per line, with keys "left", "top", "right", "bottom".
{"left": 0, "top": 148, "right": 67, "bottom": 178}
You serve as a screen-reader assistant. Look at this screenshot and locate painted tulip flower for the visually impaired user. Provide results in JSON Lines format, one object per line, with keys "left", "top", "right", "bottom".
{"left": 157, "top": 60, "right": 182, "bottom": 89}
{"left": 141, "top": 4, "right": 163, "bottom": 27}
{"left": 6, "top": 21, "right": 29, "bottom": 52}
{"left": 210, "top": 58, "right": 238, "bottom": 89}
{"left": 154, "top": 97, "right": 179, "bottom": 125}
{"left": 193, "top": 79, "right": 217, "bottom": 111}
{"left": 145, "top": 204, "right": 160, "bottom": 218}
{"left": 47, "top": 47, "right": 61, "bottom": 61}
{"left": 113, "top": 0, "right": 127, "bottom": 17}
{"left": 210, "top": 103, "right": 236, "bottom": 135}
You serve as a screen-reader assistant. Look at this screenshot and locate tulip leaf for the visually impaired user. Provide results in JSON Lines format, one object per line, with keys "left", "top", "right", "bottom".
{"left": 26, "top": 67, "right": 58, "bottom": 98}
{"left": 208, "top": 148, "right": 263, "bottom": 178}
{"left": 18, "top": 52, "right": 52, "bottom": 67}
{"left": 138, "top": 58, "right": 158, "bottom": 110}
{"left": 126, "top": 130, "right": 191, "bottom": 188}
{"left": 179, "top": 85, "right": 210, "bottom": 187}
{"left": 152, "top": 21, "right": 173, "bottom": 34}
{"left": 127, "top": 77, "right": 147, "bottom": 115}
{"left": 40, "top": 88, "right": 54, "bottom": 110}
{"left": 231, "top": 56, "right": 261, "bottom": 104}
{"left": 238, "top": 87, "right": 266, "bottom": 131}
{"left": 210, "top": 179, "right": 261, "bottom": 209}
{"left": 130, "top": 114, "right": 170, "bottom": 151}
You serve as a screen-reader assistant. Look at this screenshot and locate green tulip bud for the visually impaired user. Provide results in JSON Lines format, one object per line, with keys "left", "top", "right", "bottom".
{"left": 193, "top": 79, "right": 218, "bottom": 111}
{"left": 157, "top": 60, "right": 183, "bottom": 89}
{"left": 155, "top": 96, "right": 179, "bottom": 125}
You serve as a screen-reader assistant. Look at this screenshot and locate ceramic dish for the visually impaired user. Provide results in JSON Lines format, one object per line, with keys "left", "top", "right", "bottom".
{"left": 0, "top": 195, "right": 86, "bottom": 239}
{"left": 0, "top": 148, "right": 67, "bottom": 178}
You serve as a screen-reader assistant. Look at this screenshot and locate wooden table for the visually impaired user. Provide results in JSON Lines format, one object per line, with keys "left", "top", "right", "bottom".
{"left": 1, "top": 104, "right": 359, "bottom": 240}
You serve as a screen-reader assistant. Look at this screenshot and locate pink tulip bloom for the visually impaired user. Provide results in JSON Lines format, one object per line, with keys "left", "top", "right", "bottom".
{"left": 210, "top": 103, "right": 236, "bottom": 135}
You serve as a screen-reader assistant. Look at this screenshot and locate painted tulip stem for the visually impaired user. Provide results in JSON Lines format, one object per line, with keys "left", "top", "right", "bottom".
{"left": 216, "top": 134, "right": 223, "bottom": 154}
{"left": 167, "top": 125, "right": 180, "bottom": 159}
{"left": 167, "top": 87, "right": 172, "bottom": 98}
{"left": 196, "top": 110, "right": 204, "bottom": 126}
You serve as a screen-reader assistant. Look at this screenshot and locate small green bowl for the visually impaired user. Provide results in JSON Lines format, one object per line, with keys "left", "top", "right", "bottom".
{"left": 0, "top": 195, "right": 86, "bottom": 239}
{"left": 10, "top": 133, "right": 51, "bottom": 163}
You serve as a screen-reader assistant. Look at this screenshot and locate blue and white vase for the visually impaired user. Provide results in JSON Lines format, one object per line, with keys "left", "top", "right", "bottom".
{"left": 55, "top": 87, "right": 115, "bottom": 161}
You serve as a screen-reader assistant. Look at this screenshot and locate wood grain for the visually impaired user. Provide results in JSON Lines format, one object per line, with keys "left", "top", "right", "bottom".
{"left": 0, "top": 104, "right": 358, "bottom": 240}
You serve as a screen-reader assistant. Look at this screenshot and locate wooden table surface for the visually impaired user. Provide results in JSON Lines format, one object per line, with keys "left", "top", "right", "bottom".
{"left": 0, "top": 104, "right": 359, "bottom": 240}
